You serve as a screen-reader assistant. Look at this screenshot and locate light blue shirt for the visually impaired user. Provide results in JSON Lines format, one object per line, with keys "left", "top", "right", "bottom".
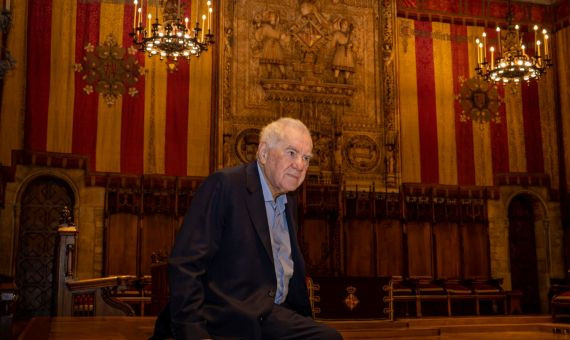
{"left": 257, "top": 162, "right": 294, "bottom": 304}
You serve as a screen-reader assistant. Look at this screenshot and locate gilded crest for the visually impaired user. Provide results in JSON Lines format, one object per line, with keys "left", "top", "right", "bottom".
{"left": 343, "top": 286, "right": 360, "bottom": 311}
{"left": 344, "top": 135, "right": 379, "bottom": 172}
{"left": 75, "top": 34, "right": 144, "bottom": 106}
{"left": 235, "top": 128, "right": 261, "bottom": 164}
{"left": 456, "top": 76, "right": 501, "bottom": 126}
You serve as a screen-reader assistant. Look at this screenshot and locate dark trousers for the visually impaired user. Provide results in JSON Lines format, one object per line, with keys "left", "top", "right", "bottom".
{"left": 150, "top": 303, "right": 343, "bottom": 340}
{"left": 259, "top": 304, "right": 343, "bottom": 340}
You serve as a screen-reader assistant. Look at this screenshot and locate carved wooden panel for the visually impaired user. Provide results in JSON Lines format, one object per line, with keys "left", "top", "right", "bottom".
{"left": 16, "top": 176, "right": 74, "bottom": 317}
{"left": 433, "top": 222, "right": 460, "bottom": 279}
{"left": 141, "top": 214, "right": 177, "bottom": 276}
{"left": 300, "top": 218, "right": 336, "bottom": 276}
{"left": 106, "top": 213, "right": 138, "bottom": 276}
{"left": 460, "top": 222, "right": 490, "bottom": 279}
{"left": 406, "top": 221, "right": 433, "bottom": 277}
{"left": 344, "top": 219, "right": 374, "bottom": 276}
{"left": 375, "top": 219, "right": 403, "bottom": 277}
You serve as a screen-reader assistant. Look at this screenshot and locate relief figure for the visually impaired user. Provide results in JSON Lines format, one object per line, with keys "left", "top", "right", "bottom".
{"left": 331, "top": 18, "right": 355, "bottom": 83}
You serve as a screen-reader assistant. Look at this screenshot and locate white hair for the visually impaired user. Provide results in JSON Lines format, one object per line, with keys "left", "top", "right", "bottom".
{"left": 258, "top": 117, "right": 311, "bottom": 149}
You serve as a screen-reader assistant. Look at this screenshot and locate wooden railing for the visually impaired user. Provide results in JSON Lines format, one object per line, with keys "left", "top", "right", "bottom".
{"left": 55, "top": 207, "right": 151, "bottom": 316}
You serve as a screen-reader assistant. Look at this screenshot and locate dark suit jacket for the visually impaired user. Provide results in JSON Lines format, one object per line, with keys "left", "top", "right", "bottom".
{"left": 168, "top": 161, "right": 312, "bottom": 339}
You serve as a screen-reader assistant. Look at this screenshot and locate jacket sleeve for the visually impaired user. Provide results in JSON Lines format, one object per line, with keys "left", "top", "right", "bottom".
{"left": 168, "top": 173, "right": 226, "bottom": 339}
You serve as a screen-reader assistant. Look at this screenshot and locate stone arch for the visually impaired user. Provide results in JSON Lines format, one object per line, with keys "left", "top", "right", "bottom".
{"left": 489, "top": 185, "right": 563, "bottom": 314}
{"left": 504, "top": 190, "right": 551, "bottom": 313}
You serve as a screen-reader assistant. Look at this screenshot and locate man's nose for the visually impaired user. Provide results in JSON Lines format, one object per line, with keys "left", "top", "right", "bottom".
{"left": 292, "top": 156, "right": 305, "bottom": 169}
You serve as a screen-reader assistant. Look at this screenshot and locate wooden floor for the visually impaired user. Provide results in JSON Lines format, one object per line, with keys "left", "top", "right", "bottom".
{"left": 15, "top": 315, "right": 570, "bottom": 339}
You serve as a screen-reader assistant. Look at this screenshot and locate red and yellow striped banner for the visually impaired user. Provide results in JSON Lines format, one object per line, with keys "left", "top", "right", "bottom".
{"left": 397, "top": 18, "right": 558, "bottom": 188}
{"left": 22, "top": 0, "right": 211, "bottom": 177}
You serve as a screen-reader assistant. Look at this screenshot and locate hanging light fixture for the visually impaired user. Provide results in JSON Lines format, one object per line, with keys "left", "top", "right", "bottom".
{"left": 130, "top": 0, "right": 214, "bottom": 62}
{"left": 475, "top": 0, "right": 552, "bottom": 84}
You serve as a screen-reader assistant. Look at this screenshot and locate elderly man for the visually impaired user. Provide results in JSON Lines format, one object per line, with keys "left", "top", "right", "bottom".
{"left": 165, "top": 118, "right": 342, "bottom": 339}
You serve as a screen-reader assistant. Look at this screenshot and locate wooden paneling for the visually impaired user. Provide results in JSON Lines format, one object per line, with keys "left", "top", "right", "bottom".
{"left": 141, "top": 214, "right": 177, "bottom": 276}
{"left": 300, "top": 218, "right": 335, "bottom": 276}
{"left": 376, "top": 219, "right": 403, "bottom": 277}
{"left": 106, "top": 213, "right": 138, "bottom": 275}
{"left": 460, "top": 222, "right": 490, "bottom": 279}
{"left": 345, "top": 219, "right": 374, "bottom": 276}
{"left": 406, "top": 221, "right": 433, "bottom": 277}
{"left": 434, "top": 222, "right": 460, "bottom": 279}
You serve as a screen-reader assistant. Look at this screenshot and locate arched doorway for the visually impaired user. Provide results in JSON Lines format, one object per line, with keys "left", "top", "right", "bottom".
{"left": 15, "top": 176, "right": 75, "bottom": 317}
{"left": 508, "top": 194, "right": 540, "bottom": 314}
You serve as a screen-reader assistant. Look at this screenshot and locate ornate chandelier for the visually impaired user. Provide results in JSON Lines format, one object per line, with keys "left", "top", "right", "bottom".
{"left": 130, "top": 0, "right": 214, "bottom": 62}
{"left": 475, "top": 2, "right": 552, "bottom": 84}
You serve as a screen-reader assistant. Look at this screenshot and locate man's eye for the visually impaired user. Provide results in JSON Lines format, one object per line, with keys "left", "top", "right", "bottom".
{"left": 288, "top": 150, "right": 296, "bottom": 157}
{"left": 303, "top": 156, "right": 311, "bottom": 163}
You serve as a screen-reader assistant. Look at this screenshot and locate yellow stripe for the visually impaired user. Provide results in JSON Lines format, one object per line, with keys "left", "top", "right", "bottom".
{"left": 187, "top": 53, "right": 212, "bottom": 176}
{"left": 468, "top": 26, "right": 493, "bottom": 186}
{"left": 95, "top": 3, "right": 124, "bottom": 173}
{"left": 397, "top": 18, "right": 421, "bottom": 183}
{"left": 0, "top": 0, "right": 28, "bottom": 164}
{"left": 46, "top": 0, "right": 77, "bottom": 152}
{"left": 432, "top": 22, "right": 457, "bottom": 185}
{"left": 558, "top": 27, "right": 570, "bottom": 191}
{"left": 186, "top": 0, "right": 212, "bottom": 177}
{"left": 143, "top": 3, "right": 167, "bottom": 175}
{"left": 143, "top": 55, "right": 167, "bottom": 174}
{"left": 538, "top": 66, "right": 558, "bottom": 189}
{"left": 505, "top": 84, "right": 526, "bottom": 172}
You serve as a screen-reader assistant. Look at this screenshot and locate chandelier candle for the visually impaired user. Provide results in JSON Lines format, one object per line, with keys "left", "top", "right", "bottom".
{"left": 130, "top": 0, "right": 215, "bottom": 62}
{"left": 133, "top": 0, "right": 138, "bottom": 31}
{"left": 475, "top": 19, "right": 552, "bottom": 84}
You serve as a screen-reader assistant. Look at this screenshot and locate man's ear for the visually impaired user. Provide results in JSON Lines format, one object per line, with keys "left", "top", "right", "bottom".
{"left": 258, "top": 143, "right": 268, "bottom": 163}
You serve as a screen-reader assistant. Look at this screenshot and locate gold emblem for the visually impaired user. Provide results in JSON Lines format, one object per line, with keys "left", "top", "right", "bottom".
{"left": 75, "top": 34, "right": 144, "bottom": 106}
{"left": 456, "top": 76, "right": 501, "bottom": 126}
{"left": 344, "top": 286, "right": 360, "bottom": 311}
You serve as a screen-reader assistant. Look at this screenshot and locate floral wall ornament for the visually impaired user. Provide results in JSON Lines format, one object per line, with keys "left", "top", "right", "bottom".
{"left": 74, "top": 33, "right": 144, "bottom": 106}
{"left": 456, "top": 76, "right": 502, "bottom": 126}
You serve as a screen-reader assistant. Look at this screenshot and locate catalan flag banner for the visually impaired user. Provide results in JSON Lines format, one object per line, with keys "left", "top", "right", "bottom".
{"left": 22, "top": 0, "right": 212, "bottom": 177}
{"left": 397, "top": 18, "right": 560, "bottom": 189}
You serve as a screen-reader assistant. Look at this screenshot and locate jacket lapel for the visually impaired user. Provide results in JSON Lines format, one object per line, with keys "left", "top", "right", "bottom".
{"left": 245, "top": 162, "right": 274, "bottom": 264}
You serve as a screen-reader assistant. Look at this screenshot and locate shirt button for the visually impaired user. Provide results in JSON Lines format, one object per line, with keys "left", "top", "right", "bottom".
{"left": 259, "top": 316, "right": 264, "bottom": 322}
{"left": 268, "top": 290, "right": 275, "bottom": 297}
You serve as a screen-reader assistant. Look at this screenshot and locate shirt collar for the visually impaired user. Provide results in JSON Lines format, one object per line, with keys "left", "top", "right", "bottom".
{"left": 257, "top": 161, "right": 287, "bottom": 206}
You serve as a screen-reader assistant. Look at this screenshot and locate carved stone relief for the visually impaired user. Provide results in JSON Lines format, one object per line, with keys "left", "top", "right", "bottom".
{"left": 220, "top": 0, "right": 398, "bottom": 187}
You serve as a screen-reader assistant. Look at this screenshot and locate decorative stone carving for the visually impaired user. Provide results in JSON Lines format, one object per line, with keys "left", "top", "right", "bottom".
{"left": 235, "top": 128, "right": 261, "bottom": 163}
{"left": 252, "top": 2, "right": 358, "bottom": 105}
{"left": 254, "top": 10, "right": 290, "bottom": 79}
{"left": 221, "top": 0, "right": 391, "bottom": 186}
{"left": 330, "top": 18, "right": 355, "bottom": 83}
{"left": 344, "top": 135, "right": 380, "bottom": 172}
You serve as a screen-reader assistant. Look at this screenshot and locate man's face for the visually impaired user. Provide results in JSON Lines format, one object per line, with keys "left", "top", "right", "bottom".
{"left": 258, "top": 127, "right": 313, "bottom": 198}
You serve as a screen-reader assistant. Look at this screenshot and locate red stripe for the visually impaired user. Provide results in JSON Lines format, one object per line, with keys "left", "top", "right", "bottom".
{"left": 72, "top": 1, "right": 100, "bottom": 171}
{"left": 488, "top": 28, "right": 509, "bottom": 179}
{"left": 414, "top": 21, "right": 439, "bottom": 184}
{"left": 490, "top": 86, "right": 509, "bottom": 177}
{"left": 25, "top": 0, "right": 52, "bottom": 151}
{"left": 521, "top": 81, "right": 544, "bottom": 173}
{"left": 120, "top": 4, "right": 145, "bottom": 174}
{"left": 451, "top": 25, "right": 475, "bottom": 185}
{"left": 165, "top": 62, "right": 190, "bottom": 176}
